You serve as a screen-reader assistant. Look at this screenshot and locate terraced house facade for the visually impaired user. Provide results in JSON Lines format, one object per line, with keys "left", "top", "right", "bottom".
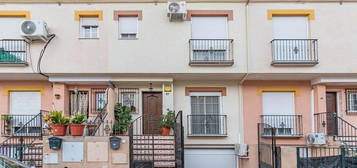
{"left": 0, "top": 0, "right": 357, "bottom": 168}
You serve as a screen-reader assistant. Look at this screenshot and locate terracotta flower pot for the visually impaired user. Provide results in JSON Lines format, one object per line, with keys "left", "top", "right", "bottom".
{"left": 50, "top": 124, "right": 68, "bottom": 136}
{"left": 70, "top": 124, "right": 85, "bottom": 136}
{"left": 87, "top": 125, "right": 97, "bottom": 136}
{"left": 161, "top": 127, "right": 171, "bottom": 136}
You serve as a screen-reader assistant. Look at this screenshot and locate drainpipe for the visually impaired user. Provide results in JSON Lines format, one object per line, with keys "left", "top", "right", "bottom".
{"left": 237, "top": 2, "right": 250, "bottom": 168}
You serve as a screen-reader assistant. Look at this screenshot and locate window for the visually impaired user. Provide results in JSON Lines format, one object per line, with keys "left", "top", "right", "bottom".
{"left": 346, "top": 89, "right": 357, "bottom": 113}
{"left": 191, "top": 17, "right": 229, "bottom": 62}
{"left": 262, "top": 92, "right": 295, "bottom": 136}
{"left": 119, "top": 88, "right": 139, "bottom": 112}
{"left": 119, "top": 17, "right": 138, "bottom": 39}
{"left": 190, "top": 92, "right": 223, "bottom": 135}
{"left": 80, "top": 17, "right": 99, "bottom": 39}
{"left": 70, "top": 91, "right": 89, "bottom": 116}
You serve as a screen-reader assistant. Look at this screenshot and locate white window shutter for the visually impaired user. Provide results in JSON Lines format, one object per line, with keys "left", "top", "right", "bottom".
{"left": 80, "top": 17, "right": 98, "bottom": 26}
{"left": 0, "top": 17, "right": 25, "bottom": 39}
{"left": 273, "top": 16, "right": 308, "bottom": 39}
{"left": 119, "top": 17, "right": 138, "bottom": 34}
{"left": 10, "top": 92, "right": 41, "bottom": 115}
{"left": 262, "top": 92, "right": 295, "bottom": 116}
{"left": 191, "top": 17, "right": 228, "bottom": 39}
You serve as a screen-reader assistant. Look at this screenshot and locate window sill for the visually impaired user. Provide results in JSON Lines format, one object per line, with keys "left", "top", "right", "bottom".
{"left": 118, "top": 38, "right": 139, "bottom": 40}
{"left": 78, "top": 38, "right": 100, "bottom": 40}
{"left": 0, "top": 62, "right": 28, "bottom": 67}
{"left": 261, "top": 135, "right": 303, "bottom": 138}
{"left": 187, "top": 134, "right": 227, "bottom": 137}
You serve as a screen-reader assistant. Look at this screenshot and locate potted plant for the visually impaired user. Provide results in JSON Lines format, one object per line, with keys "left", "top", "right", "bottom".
{"left": 130, "top": 106, "right": 136, "bottom": 113}
{"left": 70, "top": 114, "right": 86, "bottom": 136}
{"left": 113, "top": 103, "right": 132, "bottom": 135}
{"left": 158, "top": 110, "right": 175, "bottom": 136}
{"left": 44, "top": 111, "right": 70, "bottom": 136}
{"left": 86, "top": 121, "right": 97, "bottom": 136}
{"left": 1, "top": 115, "right": 12, "bottom": 135}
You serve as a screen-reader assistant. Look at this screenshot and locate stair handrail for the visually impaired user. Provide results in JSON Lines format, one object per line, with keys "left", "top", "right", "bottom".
{"left": 174, "top": 110, "right": 184, "bottom": 168}
{"left": 1, "top": 111, "right": 45, "bottom": 145}
{"left": 90, "top": 88, "right": 110, "bottom": 136}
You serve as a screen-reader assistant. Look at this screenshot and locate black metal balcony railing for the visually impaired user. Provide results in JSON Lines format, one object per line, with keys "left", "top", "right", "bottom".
{"left": 189, "top": 39, "right": 234, "bottom": 65}
{"left": 0, "top": 39, "right": 28, "bottom": 64}
{"left": 1, "top": 114, "right": 42, "bottom": 137}
{"left": 187, "top": 115, "right": 227, "bottom": 136}
{"left": 271, "top": 39, "right": 318, "bottom": 65}
{"left": 261, "top": 115, "right": 303, "bottom": 137}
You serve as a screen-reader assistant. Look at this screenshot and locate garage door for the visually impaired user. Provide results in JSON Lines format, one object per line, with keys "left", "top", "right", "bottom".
{"left": 185, "top": 149, "right": 237, "bottom": 168}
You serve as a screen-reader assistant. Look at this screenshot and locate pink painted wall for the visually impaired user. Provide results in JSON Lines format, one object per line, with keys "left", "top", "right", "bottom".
{"left": 243, "top": 80, "right": 312, "bottom": 146}
{"left": 241, "top": 80, "right": 313, "bottom": 168}
{"left": 0, "top": 81, "right": 53, "bottom": 115}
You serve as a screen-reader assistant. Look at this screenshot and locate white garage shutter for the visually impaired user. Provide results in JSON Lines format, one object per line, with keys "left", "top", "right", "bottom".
{"left": 185, "top": 149, "right": 236, "bottom": 168}
{"left": 10, "top": 92, "right": 41, "bottom": 115}
{"left": 191, "top": 17, "right": 228, "bottom": 39}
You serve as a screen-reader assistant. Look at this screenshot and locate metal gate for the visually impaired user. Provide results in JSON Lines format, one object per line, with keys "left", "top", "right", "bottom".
{"left": 258, "top": 123, "right": 281, "bottom": 168}
{"left": 174, "top": 111, "right": 184, "bottom": 168}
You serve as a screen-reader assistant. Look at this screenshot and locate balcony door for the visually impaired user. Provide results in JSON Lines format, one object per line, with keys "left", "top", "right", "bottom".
{"left": 9, "top": 91, "right": 41, "bottom": 136}
{"left": 263, "top": 92, "right": 295, "bottom": 136}
{"left": 272, "top": 16, "right": 309, "bottom": 61}
{"left": 191, "top": 17, "right": 228, "bottom": 62}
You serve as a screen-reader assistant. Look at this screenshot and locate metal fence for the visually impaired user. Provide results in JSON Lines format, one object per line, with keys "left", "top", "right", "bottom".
{"left": 0, "top": 39, "right": 28, "bottom": 63}
{"left": 261, "top": 115, "right": 303, "bottom": 137}
{"left": 187, "top": 115, "right": 227, "bottom": 136}
{"left": 258, "top": 123, "right": 281, "bottom": 168}
{"left": 271, "top": 39, "right": 318, "bottom": 65}
{"left": 297, "top": 147, "right": 357, "bottom": 168}
{"left": 189, "top": 39, "right": 234, "bottom": 65}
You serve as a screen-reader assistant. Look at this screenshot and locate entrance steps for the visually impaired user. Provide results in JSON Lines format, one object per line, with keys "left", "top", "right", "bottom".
{"left": 132, "top": 135, "right": 176, "bottom": 168}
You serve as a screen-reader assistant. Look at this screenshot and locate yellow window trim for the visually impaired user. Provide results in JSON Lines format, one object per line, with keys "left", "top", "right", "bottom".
{"left": 3, "top": 87, "right": 45, "bottom": 96}
{"left": 258, "top": 87, "right": 300, "bottom": 96}
{"left": 267, "top": 9, "right": 315, "bottom": 20}
{"left": 0, "top": 11, "right": 31, "bottom": 20}
{"left": 75, "top": 10, "right": 103, "bottom": 21}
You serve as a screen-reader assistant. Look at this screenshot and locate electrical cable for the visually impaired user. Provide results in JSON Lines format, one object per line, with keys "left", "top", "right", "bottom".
{"left": 37, "top": 34, "right": 56, "bottom": 78}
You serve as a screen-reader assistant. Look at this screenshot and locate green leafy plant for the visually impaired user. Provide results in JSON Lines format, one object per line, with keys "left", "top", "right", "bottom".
{"left": 113, "top": 103, "right": 132, "bottom": 134}
{"left": 158, "top": 109, "right": 175, "bottom": 129}
{"left": 1, "top": 115, "right": 13, "bottom": 124}
{"left": 44, "top": 111, "right": 70, "bottom": 124}
{"left": 71, "top": 114, "right": 86, "bottom": 124}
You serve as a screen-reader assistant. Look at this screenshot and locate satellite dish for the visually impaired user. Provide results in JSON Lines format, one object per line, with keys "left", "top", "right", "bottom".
{"left": 21, "top": 21, "right": 36, "bottom": 35}
{"left": 168, "top": 2, "right": 180, "bottom": 13}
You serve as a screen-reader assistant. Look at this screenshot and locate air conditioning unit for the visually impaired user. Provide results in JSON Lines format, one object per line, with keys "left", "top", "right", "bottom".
{"left": 235, "top": 144, "right": 248, "bottom": 157}
{"left": 20, "top": 20, "right": 49, "bottom": 42}
{"left": 167, "top": 1, "right": 187, "bottom": 22}
{"left": 307, "top": 133, "right": 327, "bottom": 145}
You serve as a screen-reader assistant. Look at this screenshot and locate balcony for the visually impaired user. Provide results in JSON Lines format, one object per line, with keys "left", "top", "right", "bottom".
{"left": 1, "top": 114, "right": 42, "bottom": 137}
{"left": 261, "top": 115, "right": 303, "bottom": 137}
{"left": 0, "top": 39, "right": 29, "bottom": 66}
{"left": 187, "top": 115, "right": 227, "bottom": 137}
{"left": 271, "top": 39, "right": 318, "bottom": 65}
{"left": 189, "top": 39, "right": 234, "bottom": 66}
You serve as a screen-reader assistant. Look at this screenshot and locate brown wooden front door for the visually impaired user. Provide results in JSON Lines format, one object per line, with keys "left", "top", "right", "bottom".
{"left": 142, "top": 92, "right": 163, "bottom": 134}
{"left": 326, "top": 92, "right": 338, "bottom": 136}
